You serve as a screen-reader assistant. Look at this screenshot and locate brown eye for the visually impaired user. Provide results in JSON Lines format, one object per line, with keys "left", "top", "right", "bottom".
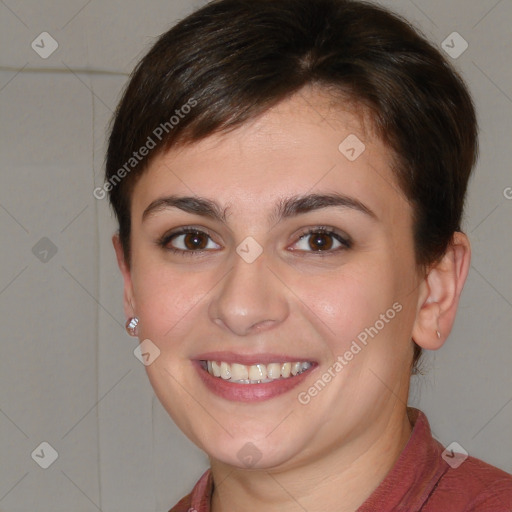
{"left": 291, "top": 228, "right": 351, "bottom": 254}
{"left": 308, "top": 232, "right": 334, "bottom": 251}
{"left": 183, "top": 232, "right": 208, "bottom": 250}
{"left": 160, "top": 229, "right": 221, "bottom": 254}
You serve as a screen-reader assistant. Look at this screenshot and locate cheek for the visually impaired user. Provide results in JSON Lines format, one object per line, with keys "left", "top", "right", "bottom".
{"left": 131, "top": 261, "right": 214, "bottom": 340}
{"left": 288, "top": 263, "right": 396, "bottom": 349}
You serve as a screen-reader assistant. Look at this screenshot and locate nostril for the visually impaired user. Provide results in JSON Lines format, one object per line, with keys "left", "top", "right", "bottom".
{"left": 251, "top": 319, "right": 276, "bottom": 332}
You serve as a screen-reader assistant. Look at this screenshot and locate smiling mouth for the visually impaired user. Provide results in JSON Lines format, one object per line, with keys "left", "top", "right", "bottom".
{"left": 200, "top": 360, "right": 313, "bottom": 384}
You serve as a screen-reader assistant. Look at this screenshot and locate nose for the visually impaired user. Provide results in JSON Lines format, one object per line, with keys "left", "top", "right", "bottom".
{"left": 208, "top": 251, "right": 290, "bottom": 337}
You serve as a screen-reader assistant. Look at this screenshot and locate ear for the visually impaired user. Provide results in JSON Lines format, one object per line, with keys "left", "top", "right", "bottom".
{"left": 112, "top": 234, "right": 136, "bottom": 320}
{"left": 412, "top": 232, "right": 471, "bottom": 350}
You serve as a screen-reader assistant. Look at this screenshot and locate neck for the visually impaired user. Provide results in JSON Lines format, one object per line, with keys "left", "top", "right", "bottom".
{"left": 210, "top": 405, "right": 413, "bottom": 512}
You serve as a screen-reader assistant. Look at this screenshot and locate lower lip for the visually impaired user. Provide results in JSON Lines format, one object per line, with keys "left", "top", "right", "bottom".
{"left": 193, "top": 361, "right": 316, "bottom": 402}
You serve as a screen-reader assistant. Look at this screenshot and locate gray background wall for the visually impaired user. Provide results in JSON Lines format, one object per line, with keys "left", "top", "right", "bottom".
{"left": 0, "top": 1, "right": 510, "bottom": 510}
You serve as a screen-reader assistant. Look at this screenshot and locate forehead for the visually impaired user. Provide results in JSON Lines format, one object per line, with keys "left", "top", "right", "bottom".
{"left": 132, "top": 88, "right": 409, "bottom": 223}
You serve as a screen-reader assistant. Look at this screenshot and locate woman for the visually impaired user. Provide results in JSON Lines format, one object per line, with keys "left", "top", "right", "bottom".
{"left": 105, "top": 0, "right": 512, "bottom": 510}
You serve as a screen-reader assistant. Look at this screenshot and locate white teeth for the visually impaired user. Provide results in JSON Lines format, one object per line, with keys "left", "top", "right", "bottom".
{"left": 211, "top": 361, "right": 221, "bottom": 377}
{"left": 267, "top": 363, "right": 281, "bottom": 379}
{"left": 281, "top": 362, "right": 291, "bottom": 378}
{"left": 249, "top": 364, "right": 267, "bottom": 381}
{"left": 231, "top": 363, "right": 249, "bottom": 381}
{"left": 204, "top": 360, "right": 312, "bottom": 383}
{"left": 220, "top": 362, "right": 231, "bottom": 380}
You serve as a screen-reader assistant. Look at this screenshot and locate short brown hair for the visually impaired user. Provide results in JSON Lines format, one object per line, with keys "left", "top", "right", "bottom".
{"left": 105, "top": 0, "right": 478, "bottom": 371}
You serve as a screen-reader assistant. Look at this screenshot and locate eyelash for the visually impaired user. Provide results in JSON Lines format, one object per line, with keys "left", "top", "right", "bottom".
{"left": 157, "top": 227, "right": 218, "bottom": 257}
{"left": 293, "top": 227, "right": 352, "bottom": 255}
{"left": 157, "top": 226, "right": 352, "bottom": 257}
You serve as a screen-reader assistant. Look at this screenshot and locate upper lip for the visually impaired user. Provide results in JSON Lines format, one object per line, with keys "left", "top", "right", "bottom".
{"left": 193, "top": 351, "right": 317, "bottom": 366}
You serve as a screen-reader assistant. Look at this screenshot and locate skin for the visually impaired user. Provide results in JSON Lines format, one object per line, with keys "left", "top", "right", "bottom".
{"left": 114, "top": 87, "right": 471, "bottom": 511}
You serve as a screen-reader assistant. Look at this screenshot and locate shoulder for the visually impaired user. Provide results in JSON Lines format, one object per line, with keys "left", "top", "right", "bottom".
{"left": 425, "top": 454, "right": 512, "bottom": 511}
{"left": 168, "top": 469, "right": 212, "bottom": 512}
{"left": 168, "top": 493, "right": 193, "bottom": 512}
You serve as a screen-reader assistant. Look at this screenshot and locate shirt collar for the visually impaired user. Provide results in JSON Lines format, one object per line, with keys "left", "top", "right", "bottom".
{"left": 357, "top": 407, "right": 449, "bottom": 511}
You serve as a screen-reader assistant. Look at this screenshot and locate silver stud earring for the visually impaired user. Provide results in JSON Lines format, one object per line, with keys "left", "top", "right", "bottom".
{"left": 125, "top": 317, "right": 139, "bottom": 337}
{"left": 436, "top": 330, "right": 441, "bottom": 339}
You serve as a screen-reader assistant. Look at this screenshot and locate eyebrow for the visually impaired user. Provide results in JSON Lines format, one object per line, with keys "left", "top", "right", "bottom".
{"left": 142, "top": 196, "right": 230, "bottom": 222}
{"left": 141, "top": 193, "right": 377, "bottom": 224}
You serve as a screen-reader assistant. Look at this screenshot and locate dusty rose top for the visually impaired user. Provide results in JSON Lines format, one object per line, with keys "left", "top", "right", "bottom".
{"left": 169, "top": 408, "right": 512, "bottom": 511}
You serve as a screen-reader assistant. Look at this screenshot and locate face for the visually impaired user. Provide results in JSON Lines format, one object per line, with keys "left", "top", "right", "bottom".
{"left": 119, "top": 88, "right": 424, "bottom": 471}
